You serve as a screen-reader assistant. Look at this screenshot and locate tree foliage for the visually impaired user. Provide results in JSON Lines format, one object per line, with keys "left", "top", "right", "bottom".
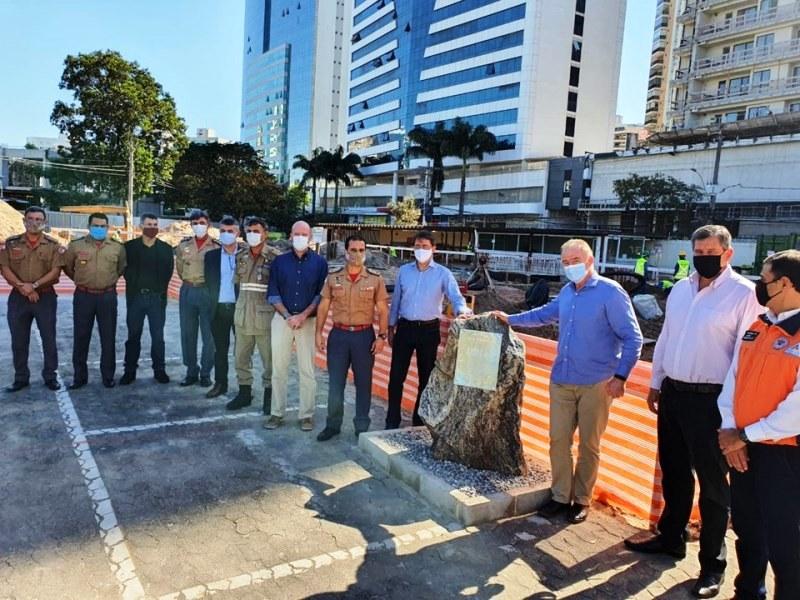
{"left": 51, "top": 50, "right": 188, "bottom": 199}
{"left": 387, "top": 196, "right": 421, "bottom": 226}
{"left": 166, "top": 142, "right": 297, "bottom": 229}
{"left": 444, "top": 118, "right": 498, "bottom": 216}
{"left": 613, "top": 173, "right": 702, "bottom": 211}
{"left": 292, "top": 145, "right": 363, "bottom": 215}
{"left": 407, "top": 122, "right": 449, "bottom": 210}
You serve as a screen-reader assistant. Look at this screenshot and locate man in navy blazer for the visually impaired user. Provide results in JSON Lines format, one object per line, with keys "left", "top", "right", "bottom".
{"left": 203, "top": 216, "right": 241, "bottom": 398}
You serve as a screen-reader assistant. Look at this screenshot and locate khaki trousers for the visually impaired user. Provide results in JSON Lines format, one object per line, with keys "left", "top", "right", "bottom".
{"left": 234, "top": 331, "right": 271, "bottom": 387}
{"left": 270, "top": 314, "right": 317, "bottom": 420}
{"left": 548, "top": 381, "right": 613, "bottom": 505}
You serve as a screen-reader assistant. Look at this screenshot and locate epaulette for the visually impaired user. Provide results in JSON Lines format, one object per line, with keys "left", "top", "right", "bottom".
{"left": 366, "top": 267, "right": 383, "bottom": 277}
{"left": 329, "top": 265, "right": 344, "bottom": 273}
{"left": 42, "top": 233, "right": 59, "bottom": 244}
{"left": 107, "top": 237, "right": 122, "bottom": 244}
{"left": 4, "top": 233, "right": 24, "bottom": 243}
{"left": 180, "top": 236, "right": 192, "bottom": 244}
{"left": 72, "top": 236, "right": 86, "bottom": 243}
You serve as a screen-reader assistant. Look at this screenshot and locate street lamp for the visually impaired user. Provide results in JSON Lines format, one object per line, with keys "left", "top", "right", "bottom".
{"left": 690, "top": 167, "right": 717, "bottom": 221}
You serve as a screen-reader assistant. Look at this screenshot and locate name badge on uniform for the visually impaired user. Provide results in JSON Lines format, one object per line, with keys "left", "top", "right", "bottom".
{"left": 742, "top": 330, "right": 759, "bottom": 342}
{"left": 785, "top": 343, "right": 800, "bottom": 358}
{"left": 10, "top": 248, "right": 24, "bottom": 260}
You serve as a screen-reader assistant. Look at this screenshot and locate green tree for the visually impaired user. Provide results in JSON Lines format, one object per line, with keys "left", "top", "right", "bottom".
{"left": 331, "top": 145, "right": 363, "bottom": 214}
{"left": 387, "top": 196, "right": 421, "bottom": 226}
{"left": 445, "top": 117, "right": 498, "bottom": 216}
{"left": 50, "top": 50, "right": 188, "bottom": 200}
{"left": 166, "top": 142, "right": 289, "bottom": 223}
{"left": 613, "top": 173, "right": 702, "bottom": 233}
{"left": 407, "top": 122, "right": 449, "bottom": 211}
{"left": 292, "top": 147, "right": 324, "bottom": 216}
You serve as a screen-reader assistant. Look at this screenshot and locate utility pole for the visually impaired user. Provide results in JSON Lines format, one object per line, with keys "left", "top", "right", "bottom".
{"left": 126, "top": 137, "right": 135, "bottom": 239}
{"left": 709, "top": 135, "right": 723, "bottom": 220}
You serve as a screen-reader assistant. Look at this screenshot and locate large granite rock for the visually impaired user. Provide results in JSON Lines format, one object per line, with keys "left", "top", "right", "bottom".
{"left": 418, "top": 315, "right": 528, "bottom": 476}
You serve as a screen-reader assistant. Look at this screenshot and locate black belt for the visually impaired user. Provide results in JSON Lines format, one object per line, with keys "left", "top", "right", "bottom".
{"left": 398, "top": 317, "right": 439, "bottom": 327}
{"left": 664, "top": 377, "right": 723, "bottom": 395}
{"left": 138, "top": 288, "right": 164, "bottom": 295}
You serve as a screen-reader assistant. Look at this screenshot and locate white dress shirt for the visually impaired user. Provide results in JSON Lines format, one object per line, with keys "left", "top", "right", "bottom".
{"left": 651, "top": 266, "right": 763, "bottom": 388}
{"left": 718, "top": 308, "right": 800, "bottom": 442}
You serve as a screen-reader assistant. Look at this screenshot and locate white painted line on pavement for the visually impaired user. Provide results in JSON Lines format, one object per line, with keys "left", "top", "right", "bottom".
{"left": 53, "top": 377, "right": 146, "bottom": 600}
{"left": 157, "top": 522, "right": 477, "bottom": 600}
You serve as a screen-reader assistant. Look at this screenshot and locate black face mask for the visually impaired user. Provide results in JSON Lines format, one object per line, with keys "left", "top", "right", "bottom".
{"left": 693, "top": 254, "right": 723, "bottom": 279}
{"left": 755, "top": 279, "right": 782, "bottom": 307}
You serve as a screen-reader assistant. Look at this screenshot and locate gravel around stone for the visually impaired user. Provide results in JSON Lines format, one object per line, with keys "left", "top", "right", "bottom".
{"left": 381, "top": 428, "right": 550, "bottom": 497}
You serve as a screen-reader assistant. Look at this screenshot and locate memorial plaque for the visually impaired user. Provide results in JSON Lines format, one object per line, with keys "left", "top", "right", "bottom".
{"left": 453, "top": 329, "right": 502, "bottom": 391}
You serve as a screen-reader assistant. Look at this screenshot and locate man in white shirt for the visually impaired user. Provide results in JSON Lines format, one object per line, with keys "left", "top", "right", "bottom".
{"left": 717, "top": 249, "right": 800, "bottom": 600}
{"left": 625, "top": 225, "right": 763, "bottom": 599}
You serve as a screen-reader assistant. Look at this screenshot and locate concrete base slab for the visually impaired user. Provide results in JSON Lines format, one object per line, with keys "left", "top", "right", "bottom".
{"left": 359, "top": 428, "right": 551, "bottom": 526}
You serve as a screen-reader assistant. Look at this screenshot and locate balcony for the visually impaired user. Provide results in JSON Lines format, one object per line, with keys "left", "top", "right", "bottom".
{"left": 693, "top": 38, "right": 800, "bottom": 76}
{"left": 674, "top": 38, "right": 693, "bottom": 54}
{"left": 671, "top": 68, "right": 691, "bottom": 84}
{"left": 688, "top": 75, "right": 800, "bottom": 109}
{"left": 677, "top": 4, "right": 697, "bottom": 23}
{"left": 698, "top": 0, "right": 752, "bottom": 10}
{"left": 697, "top": 2, "right": 800, "bottom": 43}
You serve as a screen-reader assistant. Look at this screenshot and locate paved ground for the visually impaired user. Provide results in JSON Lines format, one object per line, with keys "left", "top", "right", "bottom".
{"left": 0, "top": 296, "right": 756, "bottom": 599}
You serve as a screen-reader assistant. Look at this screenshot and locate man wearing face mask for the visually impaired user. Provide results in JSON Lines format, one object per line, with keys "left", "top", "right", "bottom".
{"left": 717, "top": 250, "right": 800, "bottom": 600}
{"left": 64, "top": 212, "right": 127, "bottom": 389}
{"left": 175, "top": 209, "right": 220, "bottom": 387}
{"left": 203, "top": 216, "right": 243, "bottom": 399}
{"left": 120, "top": 213, "right": 174, "bottom": 385}
{"left": 227, "top": 216, "right": 278, "bottom": 413}
{"left": 265, "top": 220, "right": 328, "bottom": 431}
{"left": 625, "top": 225, "right": 762, "bottom": 599}
{"left": 0, "top": 207, "right": 65, "bottom": 392}
{"left": 493, "top": 239, "right": 642, "bottom": 524}
{"left": 386, "top": 230, "right": 471, "bottom": 429}
{"left": 315, "top": 234, "right": 389, "bottom": 441}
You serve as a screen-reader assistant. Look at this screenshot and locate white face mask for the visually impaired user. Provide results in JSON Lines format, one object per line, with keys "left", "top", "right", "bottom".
{"left": 219, "top": 231, "right": 237, "bottom": 246}
{"left": 292, "top": 235, "right": 309, "bottom": 252}
{"left": 414, "top": 248, "right": 433, "bottom": 264}
{"left": 246, "top": 231, "right": 263, "bottom": 248}
{"left": 192, "top": 223, "right": 208, "bottom": 238}
{"left": 563, "top": 262, "right": 588, "bottom": 283}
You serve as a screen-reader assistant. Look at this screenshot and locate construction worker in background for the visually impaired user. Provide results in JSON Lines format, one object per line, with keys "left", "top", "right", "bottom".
{"left": 635, "top": 252, "right": 649, "bottom": 294}
{"left": 675, "top": 250, "right": 690, "bottom": 282}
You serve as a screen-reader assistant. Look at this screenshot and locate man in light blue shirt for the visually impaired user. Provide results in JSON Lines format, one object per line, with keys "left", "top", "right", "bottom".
{"left": 386, "top": 230, "right": 471, "bottom": 428}
{"left": 495, "top": 238, "right": 642, "bottom": 524}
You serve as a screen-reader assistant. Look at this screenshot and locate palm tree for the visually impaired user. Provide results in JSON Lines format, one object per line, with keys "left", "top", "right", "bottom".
{"left": 331, "top": 145, "right": 363, "bottom": 213}
{"left": 292, "top": 147, "right": 324, "bottom": 216}
{"left": 445, "top": 117, "right": 498, "bottom": 216}
{"left": 317, "top": 149, "right": 336, "bottom": 214}
{"left": 407, "top": 122, "right": 449, "bottom": 215}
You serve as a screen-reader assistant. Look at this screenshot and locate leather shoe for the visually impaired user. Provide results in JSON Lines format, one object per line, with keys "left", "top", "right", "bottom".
{"left": 68, "top": 381, "right": 87, "bottom": 390}
{"left": 154, "top": 371, "right": 170, "bottom": 384}
{"left": 537, "top": 498, "right": 571, "bottom": 519}
{"left": 624, "top": 534, "right": 686, "bottom": 559}
{"left": 567, "top": 503, "right": 589, "bottom": 523}
{"left": 198, "top": 377, "right": 212, "bottom": 387}
{"left": 206, "top": 382, "right": 227, "bottom": 398}
{"left": 5, "top": 381, "right": 29, "bottom": 393}
{"left": 691, "top": 572, "right": 724, "bottom": 598}
{"left": 316, "top": 428, "right": 340, "bottom": 441}
{"left": 119, "top": 372, "right": 136, "bottom": 385}
{"left": 103, "top": 379, "right": 116, "bottom": 388}
{"left": 44, "top": 380, "right": 61, "bottom": 391}
{"left": 179, "top": 376, "right": 198, "bottom": 387}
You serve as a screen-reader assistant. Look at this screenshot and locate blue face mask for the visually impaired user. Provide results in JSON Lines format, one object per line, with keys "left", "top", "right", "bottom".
{"left": 89, "top": 226, "right": 107, "bottom": 241}
{"left": 564, "top": 262, "right": 587, "bottom": 283}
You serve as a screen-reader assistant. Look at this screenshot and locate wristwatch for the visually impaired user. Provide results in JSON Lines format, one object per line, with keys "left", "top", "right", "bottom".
{"left": 378, "top": 332, "right": 387, "bottom": 340}
{"left": 32, "top": 281, "right": 39, "bottom": 289}
{"left": 737, "top": 428, "right": 750, "bottom": 443}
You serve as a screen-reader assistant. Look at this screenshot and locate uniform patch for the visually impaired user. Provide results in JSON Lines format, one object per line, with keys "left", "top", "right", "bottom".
{"left": 785, "top": 343, "right": 800, "bottom": 358}
{"left": 742, "top": 330, "right": 760, "bottom": 341}
{"left": 773, "top": 337, "right": 790, "bottom": 350}
{"left": 57, "top": 246, "right": 66, "bottom": 254}
{"left": 10, "top": 248, "right": 24, "bottom": 260}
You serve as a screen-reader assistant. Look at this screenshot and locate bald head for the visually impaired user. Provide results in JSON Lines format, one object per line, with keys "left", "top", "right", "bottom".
{"left": 291, "top": 221, "right": 311, "bottom": 237}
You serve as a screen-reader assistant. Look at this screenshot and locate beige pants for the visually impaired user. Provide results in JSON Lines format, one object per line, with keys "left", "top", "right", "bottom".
{"left": 234, "top": 331, "right": 271, "bottom": 387}
{"left": 549, "top": 381, "right": 613, "bottom": 505}
{"left": 270, "top": 313, "right": 317, "bottom": 420}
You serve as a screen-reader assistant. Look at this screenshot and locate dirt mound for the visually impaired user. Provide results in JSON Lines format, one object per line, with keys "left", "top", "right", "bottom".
{"left": 472, "top": 286, "right": 528, "bottom": 314}
{"left": 0, "top": 201, "right": 24, "bottom": 242}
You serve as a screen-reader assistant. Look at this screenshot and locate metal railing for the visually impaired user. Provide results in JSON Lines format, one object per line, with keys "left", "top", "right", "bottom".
{"left": 697, "top": 2, "right": 800, "bottom": 42}
{"left": 687, "top": 75, "right": 800, "bottom": 109}
{"left": 694, "top": 38, "right": 800, "bottom": 76}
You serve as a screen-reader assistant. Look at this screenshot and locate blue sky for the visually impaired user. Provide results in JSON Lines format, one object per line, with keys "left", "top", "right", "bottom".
{"left": 0, "top": 0, "right": 654, "bottom": 147}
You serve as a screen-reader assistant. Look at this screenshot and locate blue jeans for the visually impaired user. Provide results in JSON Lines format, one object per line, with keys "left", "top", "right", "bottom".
{"left": 326, "top": 327, "right": 375, "bottom": 433}
{"left": 124, "top": 292, "right": 167, "bottom": 373}
{"left": 179, "top": 284, "right": 214, "bottom": 379}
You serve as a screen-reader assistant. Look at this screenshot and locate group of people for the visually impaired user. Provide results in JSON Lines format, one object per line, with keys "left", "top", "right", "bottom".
{"left": 0, "top": 208, "right": 470, "bottom": 440}
{"left": 494, "top": 225, "right": 799, "bottom": 600}
{"left": 3, "top": 209, "right": 799, "bottom": 598}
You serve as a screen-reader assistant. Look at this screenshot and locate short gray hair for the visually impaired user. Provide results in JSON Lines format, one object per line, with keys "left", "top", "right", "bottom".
{"left": 691, "top": 225, "right": 731, "bottom": 250}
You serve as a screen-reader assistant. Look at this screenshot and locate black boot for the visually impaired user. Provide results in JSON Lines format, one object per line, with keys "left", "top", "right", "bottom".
{"left": 119, "top": 371, "right": 136, "bottom": 385}
{"left": 226, "top": 385, "right": 252, "bottom": 411}
{"left": 262, "top": 387, "right": 272, "bottom": 415}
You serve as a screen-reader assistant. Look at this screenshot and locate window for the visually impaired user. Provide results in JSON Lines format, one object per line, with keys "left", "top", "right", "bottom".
{"left": 755, "top": 33, "right": 774, "bottom": 55}
{"left": 569, "top": 66, "right": 580, "bottom": 87}
{"left": 573, "top": 14, "right": 584, "bottom": 37}
{"left": 723, "top": 110, "right": 746, "bottom": 122}
{"left": 572, "top": 39, "right": 582, "bottom": 62}
{"left": 565, "top": 116, "right": 576, "bottom": 137}
{"left": 748, "top": 106, "right": 770, "bottom": 118}
{"left": 789, "top": 102, "right": 800, "bottom": 112}
{"left": 575, "top": 0, "right": 585, "bottom": 14}
{"left": 567, "top": 91, "right": 578, "bottom": 112}
{"left": 760, "top": 0, "right": 777, "bottom": 11}
{"left": 732, "top": 41, "right": 753, "bottom": 59}
{"left": 793, "top": 65, "right": 800, "bottom": 79}
{"left": 752, "top": 69, "right": 771, "bottom": 89}
{"left": 563, "top": 170, "right": 573, "bottom": 197}
{"left": 728, "top": 75, "right": 750, "bottom": 94}
{"left": 563, "top": 141, "right": 574, "bottom": 157}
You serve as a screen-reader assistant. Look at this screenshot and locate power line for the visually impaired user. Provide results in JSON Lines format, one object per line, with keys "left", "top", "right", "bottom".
{"left": 8, "top": 157, "right": 127, "bottom": 176}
